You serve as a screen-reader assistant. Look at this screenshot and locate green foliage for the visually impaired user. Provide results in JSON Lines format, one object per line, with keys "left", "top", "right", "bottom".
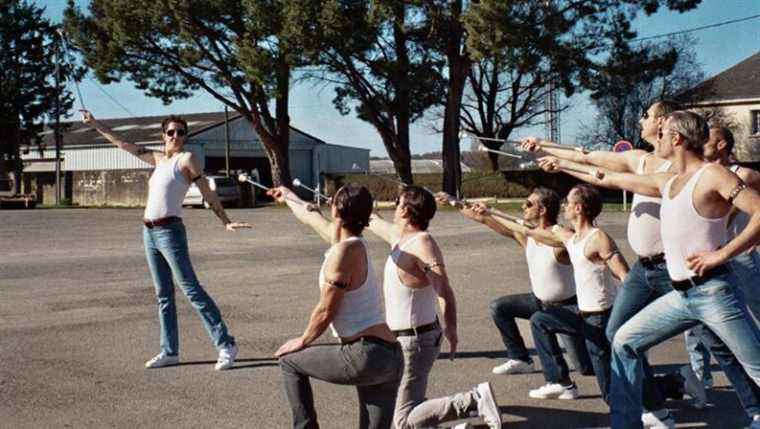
{"left": 0, "top": 0, "right": 81, "bottom": 191}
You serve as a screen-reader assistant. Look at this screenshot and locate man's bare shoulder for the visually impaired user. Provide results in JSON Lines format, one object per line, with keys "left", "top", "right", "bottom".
{"left": 737, "top": 166, "right": 760, "bottom": 188}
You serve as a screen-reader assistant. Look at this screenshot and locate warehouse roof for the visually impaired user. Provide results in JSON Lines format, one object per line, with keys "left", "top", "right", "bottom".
{"left": 35, "top": 111, "right": 329, "bottom": 148}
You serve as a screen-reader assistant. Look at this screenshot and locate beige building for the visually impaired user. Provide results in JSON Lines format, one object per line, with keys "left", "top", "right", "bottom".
{"left": 680, "top": 52, "right": 760, "bottom": 161}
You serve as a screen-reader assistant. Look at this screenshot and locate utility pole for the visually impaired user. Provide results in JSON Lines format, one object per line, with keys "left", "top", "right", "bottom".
{"left": 224, "top": 106, "right": 230, "bottom": 177}
{"left": 54, "top": 35, "right": 62, "bottom": 205}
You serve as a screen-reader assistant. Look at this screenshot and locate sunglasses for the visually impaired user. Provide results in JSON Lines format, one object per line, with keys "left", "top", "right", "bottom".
{"left": 641, "top": 111, "right": 650, "bottom": 120}
{"left": 394, "top": 196, "right": 402, "bottom": 208}
{"left": 165, "top": 128, "right": 187, "bottom": 137}
{"left": 523, "top": 200, "right": 535, "bottom": 208}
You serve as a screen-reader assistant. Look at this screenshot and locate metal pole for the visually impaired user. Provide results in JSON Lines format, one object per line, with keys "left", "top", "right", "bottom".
{"left": 54, "top": 38, "right": 61, "bottom": 205}
{"left": 224, "top": 106, "right": 231, "bottom": 177}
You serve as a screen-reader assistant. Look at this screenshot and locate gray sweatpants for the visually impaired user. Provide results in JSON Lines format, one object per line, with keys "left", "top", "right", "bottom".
{"left": 394, "top": 328, "right": 476, "bottom": 429}
{"left": 279, "top": 337, "right": 404, "bottom": 429}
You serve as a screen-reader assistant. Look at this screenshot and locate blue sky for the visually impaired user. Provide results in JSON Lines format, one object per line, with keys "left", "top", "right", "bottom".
{"left": 39, "top": 0, "right": 760, "bottom": 156}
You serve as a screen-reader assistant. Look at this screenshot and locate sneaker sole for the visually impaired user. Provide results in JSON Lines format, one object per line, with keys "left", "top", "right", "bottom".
{"left": 528, "top": 392, "right": 578, "bottom": 400}
{"left": 476, "top": 383, "right": 501, "bottom": 429}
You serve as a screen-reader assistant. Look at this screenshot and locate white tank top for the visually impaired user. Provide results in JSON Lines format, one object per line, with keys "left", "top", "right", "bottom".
{"left": 525, "top": 237, "right": 576, "bottom": 302}
{"left": 661, "top": 165, "right": 728, "bottom": 281}
{"left": 727, "top": 165, "right": 750, "bottom": 241}
{"left": 564, "top": 229, "right": 618, "bottom": 312}
{"left": 627, "top": 154, "right": 671, "bottom": 257}
{"left": 144, "top": 155, "right": 190, "bottom": 221}
{"left": 318, "top": 237, "right": 385, "bottom": 338}
{"left": 383, "top": 232, "right": 439, "bottom": 331}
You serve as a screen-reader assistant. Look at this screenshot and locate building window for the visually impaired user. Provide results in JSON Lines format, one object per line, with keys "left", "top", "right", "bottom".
{"left": 753, "top": 110, "right": 760, "bottom": 135}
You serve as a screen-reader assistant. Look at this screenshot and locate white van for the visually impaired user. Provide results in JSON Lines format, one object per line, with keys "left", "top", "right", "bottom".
{"left": 183, "top": 175, "right": 241, "bottom": 208}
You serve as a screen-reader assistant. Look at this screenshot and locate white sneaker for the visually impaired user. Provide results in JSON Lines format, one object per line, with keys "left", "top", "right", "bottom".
{"left": 492, "top": 359, "right": 535, "bottom": 375}
{"left": 641, "top": 410, "right": 675, "bottom": 429}
{"left": 452, "top": 423, "right": 473, "bottom": 429}
{"left": 681, "top": 365, "right": 707, "bottom": 408}
{"left": 528, "top": 382, "right": 578, "bottom": 400}
{"left": 473, "top": 382, "right": 501, "bottom": 429}
{"left": 144, "top": 352, "right": 179, "bottom": 369}
{"left": 215, "top": 344, "right": 238, "bottom": 370}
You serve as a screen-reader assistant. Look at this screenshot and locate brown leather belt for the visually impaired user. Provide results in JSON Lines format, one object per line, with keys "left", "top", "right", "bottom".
{"left": 671, "top": 264, "right": 731, "bottom": 291}
{"left": 143, "top": 216, "right": 182, "bottom": 228}
{"left": 392, "top": 320, "right": 440, "bottom": 337}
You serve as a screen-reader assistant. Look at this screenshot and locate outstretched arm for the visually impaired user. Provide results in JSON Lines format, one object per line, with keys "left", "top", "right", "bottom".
{"left": 368, "top": 212, "right": 400, "bottom": 245}
{"left": 538, "top": 156, "right": 670, "bottom": 197}
{"left": 183, "top": 154, "right": 251, "bottom": 230}
{"left": 269, "top": 187, "right": 333, "bottom": 243}
{"left": 81, "top": 110, "right": 159, "bottom": 165}
{"left": 522, "top": 137, "right": 646, "bottom": 173}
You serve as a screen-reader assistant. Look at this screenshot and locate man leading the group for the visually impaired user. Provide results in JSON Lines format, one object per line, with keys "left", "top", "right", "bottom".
{"left": 81, "top": 110, "right": 250, "bottom": 371}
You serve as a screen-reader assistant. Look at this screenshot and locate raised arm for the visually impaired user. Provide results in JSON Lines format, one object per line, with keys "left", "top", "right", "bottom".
{"left": 415, "top": 234, "right": 457, "bottom": 359}
{"left": 269, "top": 186, "right": 333, "bottom": 243}
{"left": 468, "top": 202, "right": 527, "bottom": 247}
{"left": 522, "top": 137, "right": 646, "bottom": 173}
{"left": 368, "top": 211, "right": 400, "bottom": 245}
{"left": 81, "top": 110, "right": 159, "bottom": 165}
{"left": 538, "top": 156, "right": 670, "bottom": 197}
{"left": 274, "top": 240, "right": 356, "bottom": 357}
{"left": 182, "top": 154, "right": 250, "bottom": 231}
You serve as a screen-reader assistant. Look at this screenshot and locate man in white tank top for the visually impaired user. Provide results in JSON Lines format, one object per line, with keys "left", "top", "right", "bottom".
{"left": 560, "top": 110, "right": 760, "bottom": 429}
{"left": 528, "top": 102, "right": 760, "bottom": 428}
{"left": 684, "top": 126, "right": 760, "bottom": 392}
{"left": 80, "top": 111, "right": 250, "bottom": 371}
{"left": 368, "top": 186, "right": 501, "bottom": 429}
{"left": 504, "top": 184, "right": 628, "bottom": 404}
{"left": 270, "top": 184, "right": 404, "bottom": 429}
{"left": 443, "top": 188, "right": 594, "bottom": 379}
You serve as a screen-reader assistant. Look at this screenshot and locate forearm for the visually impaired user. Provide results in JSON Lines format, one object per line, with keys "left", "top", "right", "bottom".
{"left": 91, "top": 121, "right": 132, "bottom": 150}
{"left": 206, "top": 192, "right": 232, "bottom": 225}
{"left": 300, "top": 306, "right": 332, "bottom": 345}
{"left": 285, "top": 198, "right": 333, "bottom": 243}
{"left": 539, "top": 145, "right": 586, "bottom": 163}
{"left": 481, "top": 216, "right": 516, "bottom": 238}
{"left": 437, "top": 293, "right": 457, "bottom": 332}
{"left": 720, "top": 215, "right": 760, "bottom": 261}
{"left": 368, "top": 214, "right": 398, "bottom": 244}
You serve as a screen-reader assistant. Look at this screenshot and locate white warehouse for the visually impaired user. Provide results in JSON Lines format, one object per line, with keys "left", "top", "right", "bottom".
{"left": 21, "top": 112, "right": 369, "bottom": 206}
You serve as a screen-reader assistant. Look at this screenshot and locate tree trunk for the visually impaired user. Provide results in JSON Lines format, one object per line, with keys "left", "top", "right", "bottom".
{"left": 441, "top": 1, "right": 469, "bottom": 197}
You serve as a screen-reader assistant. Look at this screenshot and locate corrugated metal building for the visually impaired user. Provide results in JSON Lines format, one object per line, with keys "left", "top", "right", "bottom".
{"left": 21, "top": 112, "right": 369, "bottom": 206}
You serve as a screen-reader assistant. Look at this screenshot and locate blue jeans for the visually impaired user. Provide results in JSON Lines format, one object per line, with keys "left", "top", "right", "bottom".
{"left": 684, "top": 251, "right": 760, "bottom": 393}
{"left": 531, "top": 307, "right": 611, "bottom": 403}
{"left": 490, "top": 293, "right": 594, "bottom": 374}
{"left": 610, "top": 272, "right": 760, "bottom": 429}
{"left": 143, "top": 222, "right": 234, "bottom": 355}
{"left": 607, "top": 259, "right": 760, "bottom": 417}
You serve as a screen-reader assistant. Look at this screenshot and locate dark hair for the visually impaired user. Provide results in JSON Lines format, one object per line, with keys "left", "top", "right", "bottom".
{"left": 570, "top": 184, "right": 603, "bottom": 221}
{"left": 711, "top": 125, "right": 735, "bottom": 154}
{"left": 162, "top": 115, "right": 188, "bottom": 133}
{"left": 667, "top": 110, "right": 709, "bottom": 156}
{"left": 398, "top": 186, "right": 436, "bottom": 231}
{"left": 653, "top": 100, "right": 682, "bottom": 118}
{"left": 532, "top": 187, "right": 561, "bottom": 224}
{"left": 332, "top": 183, "right": 373, "bottom": 235}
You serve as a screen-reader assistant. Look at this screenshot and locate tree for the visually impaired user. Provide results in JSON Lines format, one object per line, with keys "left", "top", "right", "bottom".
{"left": 294, "top": 0, "right": 445, "bottom": 185}
{"left": 64, "top": 0, "right": 307, "bottom": 185}
{"left": 583, "top": 34, "right": 704, "bottom": 148}
{"left": 0, "top": 0, "right": 79, "bottom": 194}
{"left": 463, "top": 0, "right": 703, "bottom": 157}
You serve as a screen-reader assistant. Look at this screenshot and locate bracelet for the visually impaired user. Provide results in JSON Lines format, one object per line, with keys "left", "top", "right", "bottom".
{"left": 728, "top": 182, "right": 747, "bottom": 205}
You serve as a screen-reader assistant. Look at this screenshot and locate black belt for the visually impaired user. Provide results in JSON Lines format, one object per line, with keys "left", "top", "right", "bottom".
{"left": 638, "top": 253, "right": 665, "bottom": 270}
{"left": 143, "top": 216, "right": 182, "bottom": 228}
{"left": 344, "top": 336, "right": 399, "bottom": 348}
{"left": 392, "top": 320, "right": 440, "bottom": 337}
{"left": 671, "top": 264, "right": 731, "bottom": 291}
{"left": 579, "top": 308, "right": 612, "bottom": 319}
{"left": 539, "top": 295, "right": 578, "bottom": 309}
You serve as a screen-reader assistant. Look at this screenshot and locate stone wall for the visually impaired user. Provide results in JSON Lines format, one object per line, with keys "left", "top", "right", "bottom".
{"left": 73, "top": 170, "right": 150, "bottom": 206}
